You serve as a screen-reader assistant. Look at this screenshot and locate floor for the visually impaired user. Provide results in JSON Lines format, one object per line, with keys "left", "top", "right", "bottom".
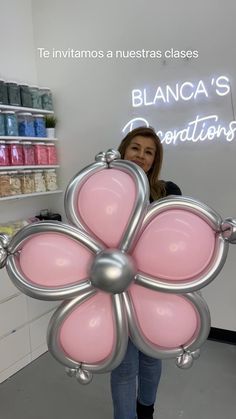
{"left": 0, "top": 340, "right": 235, "bottom": 419}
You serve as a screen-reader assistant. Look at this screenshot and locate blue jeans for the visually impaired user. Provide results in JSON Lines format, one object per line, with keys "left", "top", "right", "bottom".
{"left": 110, "top": 339, "right": 162, "bottom": 419}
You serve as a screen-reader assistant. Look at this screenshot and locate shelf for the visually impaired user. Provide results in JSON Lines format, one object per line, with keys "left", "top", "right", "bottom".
{"left": 0, "top": 190, "right": 63, "bottom": 201}
{"left": 0, "top": 136, "right": 58, "bottom": 141}
{"left": 0, "top": 104, "right": 54, "bottom": 115}
{"left": 0, "top": 165, "right": 59, "bottom": 171}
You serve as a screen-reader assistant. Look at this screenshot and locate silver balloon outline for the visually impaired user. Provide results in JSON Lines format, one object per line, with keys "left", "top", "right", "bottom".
{"left": 6, "top": 221, "right": 104, "bottom": 300}
{"left": 65, "top": 156, "right": 150, "bottom": 253}
{"left": 221, "top": 217, "right": 236, "bottom": 243}
{"left": 65, "top": 160, "right": 108, "bottom": 235}
{"left": 0, "top": 233, "right": 10, "bottom": 268}
{"left": 109, "top": 159, "right": 150, "bottom": 253}
{"left": 123, "top": 290, "right": 210, "bottom": 359}
{"left": 1, "top": 149, "right": 235, "bottom": 379}
{"left": 47, "top": 292, "right": 129, "bottom": 373}
{"left": 134, "top": 196, "right": 229, "bottom": 293}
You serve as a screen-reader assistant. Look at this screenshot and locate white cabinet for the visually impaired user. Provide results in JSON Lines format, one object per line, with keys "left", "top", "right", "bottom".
{"left": 0, "top": 267, "right": 19, "bottom": 301}
{"left": 27, "top": 298, "right": 59, "bottom": 322}
{"left": 30, "top": 310, "right": 57, "bottom": 360}
{"left": 0, "top": 327, "right": 31, "bottom": 383}
{"left": 0, "top": 294, "right": 28, "bottom": 338}
{"left": 0, "top": 286, "right": 60, "bottom": 383}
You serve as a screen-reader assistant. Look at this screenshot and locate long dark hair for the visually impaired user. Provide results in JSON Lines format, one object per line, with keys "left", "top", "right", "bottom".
{"left": 118, "top": 127, "right": 166, "bottom": 200}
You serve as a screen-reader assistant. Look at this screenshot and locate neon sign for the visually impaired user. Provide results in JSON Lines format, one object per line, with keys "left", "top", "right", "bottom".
{"left": 122, "top": 75, "right": 235, "bottom": 144}
{"left": 132, "top": 76, "right": 230, "bottom": 107}
{"left": 122, "top": 115, "right": 236, "bottom": 145}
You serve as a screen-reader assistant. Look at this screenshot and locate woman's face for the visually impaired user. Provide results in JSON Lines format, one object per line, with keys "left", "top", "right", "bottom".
{"left": 124, "top": 135, "right": 156, "bottom": 173}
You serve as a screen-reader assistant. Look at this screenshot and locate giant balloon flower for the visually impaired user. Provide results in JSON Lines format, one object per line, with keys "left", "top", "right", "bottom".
{"left": 0, "top": 149, "right": 236, "bottom": 384}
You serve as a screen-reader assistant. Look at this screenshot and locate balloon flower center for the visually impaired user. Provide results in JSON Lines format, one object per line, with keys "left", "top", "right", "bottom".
{"left": 90, "top": 249, "right": 136, "bottom": 294}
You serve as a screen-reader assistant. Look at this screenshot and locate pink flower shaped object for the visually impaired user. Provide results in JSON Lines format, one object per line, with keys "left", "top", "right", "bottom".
{"left": 2, "top": 149, "right": 235, "bottom": 384}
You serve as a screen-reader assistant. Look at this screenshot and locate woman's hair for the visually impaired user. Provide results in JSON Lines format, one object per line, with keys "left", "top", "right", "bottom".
{"left": 118, "top": 126, "right": 166, "bottom": 200}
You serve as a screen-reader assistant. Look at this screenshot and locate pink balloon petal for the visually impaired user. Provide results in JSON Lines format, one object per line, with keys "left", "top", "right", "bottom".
{"left": 77, "top": 169, "right": 136, "bottom": 247}
{"left": 59, "top": 292, "right": 114, "bottom": 363}
{"left": 129, "top": 284, "right": 199, "bottom": 348}
{"left": 19, "top": 233, "right": 93, "bottom": 287}
{"left": 132, "top": 210, "right": 215, "bottom": 281}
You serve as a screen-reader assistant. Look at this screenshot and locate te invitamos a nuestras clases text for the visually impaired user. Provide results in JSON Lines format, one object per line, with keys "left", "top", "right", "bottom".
{"left": 37, "top": 48, "right": 199, "bottom": 60}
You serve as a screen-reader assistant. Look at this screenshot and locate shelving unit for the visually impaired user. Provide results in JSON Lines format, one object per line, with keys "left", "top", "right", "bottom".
{"left": 0, "top": 76, "right": 61, "bottom": 381}
{"left": 0, "top": 136, "right": 58, "bottom": 141}
{"left": 0, "top": 190, "right": 63, "bottom": 201}
{"left": 0, "top": 102, "right": 60, "bottom": 200}
{"left": 0, "top": 104, "right": 54, "bottom": 114}
{"left": 0, "top": 165, "right": 59, "bottom": 171}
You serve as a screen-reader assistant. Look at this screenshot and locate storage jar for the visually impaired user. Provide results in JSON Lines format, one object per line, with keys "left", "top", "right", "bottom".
{"left": 2, "top": 111, "right": 18, "bottom": 136}
{"left": 33, "top": 170, "right": 46, "bottom": 192}
{"left": 8, "top": 141, "right": 24, "bottom": 165}
{"left": 0, "top": 141, "right": 10, "bottom": 166}
{"left": 0, "top": 172, "right": 11, "bottom": 197}
{"left": 34, "top": 114, "right": 46, "bottom": 137}
{"left": 30, "top": 86, "right": 42, "bottom": 109}
{"left": 20, "top": 170, "right": 35, "bottom": 194}
{"left": 34, "top": 142, "right": 48, "bottom": 165}
{"left": 0, "top": 80, "right": 8, "bottom": 105}
{"left": 8, "top": 171, "right": 22, "bottom": 195}
{"left": 0, "top": 110, "right": 5, "bottom": 135}
{"left": 46, "top": 143, "right": 58, "bottom": 165}
{"left": 22, "top": 141, "right": 36, "bottom": 165}
{"left": 6, "top": 82, "right": 21, "bottom": 106}
{"left": 18, "top": 112, "right": 35, "bottom": 137}
{"left": 40, "top": 87, "right": 53, "bottom": 110}
{"left": 19, "top": 84, "right": 33, "bottom": 108}
{"left": 44, "top": 169, "right": 58, "bottom": 191}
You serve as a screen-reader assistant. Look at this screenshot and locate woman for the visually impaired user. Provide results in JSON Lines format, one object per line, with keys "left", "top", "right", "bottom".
{"left": 111, "top": 126, "right": 181, "bottom": 419}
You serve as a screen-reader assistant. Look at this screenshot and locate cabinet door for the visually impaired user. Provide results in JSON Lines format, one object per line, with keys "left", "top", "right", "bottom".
{"left": 0, "top": 326, "right": 31, "bottom": 377}
{"left": 29, "top": 311, "right": 53, "bottom": 357}
{"left": 0, "top": 294, "right": 28, "bottom": 338}
{"left": 26, "top": 296, "right": 59, "bottom": 322}
{"left": 0, "top": 268, "right": 19, "bottom": 302}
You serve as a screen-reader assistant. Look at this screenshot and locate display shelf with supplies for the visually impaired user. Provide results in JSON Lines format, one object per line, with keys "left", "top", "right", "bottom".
{"left": 0, "top": 136, "right": 58, "bottom": 141}
{"left": 0, "top": 104, "right": 54, "bottom": 115}
{"left": 0, "top": 190, "right": 63, "bottom": 201}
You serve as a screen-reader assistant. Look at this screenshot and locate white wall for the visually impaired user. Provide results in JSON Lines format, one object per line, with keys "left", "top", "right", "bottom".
{"left": 0, "top": 0, "right": 62, "bottom": 222}
{"left": 30, "top": 0, "right": 236, "bottom": 332}
{"left": 0, "top": 1, "right": 37, "bottom": 82}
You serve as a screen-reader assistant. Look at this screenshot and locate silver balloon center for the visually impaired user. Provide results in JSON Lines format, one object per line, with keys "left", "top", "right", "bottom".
{"left": 90, "top": 249, "right": 136, "bottom": 294}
